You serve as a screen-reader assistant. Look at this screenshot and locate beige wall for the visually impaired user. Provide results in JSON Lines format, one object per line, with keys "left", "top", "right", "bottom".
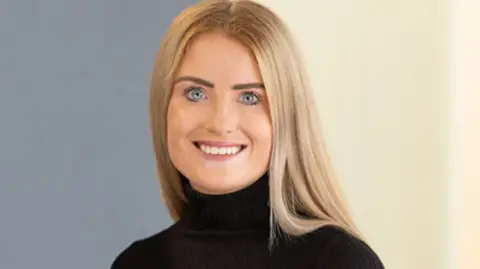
{"left": 256, "top": 1, "right": 452, "bottom": 269}
{"left": 450, "top": 1, "right": 480, "bottom": 269}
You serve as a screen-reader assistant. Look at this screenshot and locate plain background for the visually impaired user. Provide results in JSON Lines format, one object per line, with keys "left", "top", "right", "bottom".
{"left": 1, "top": 0, "right": 478, "bottom": 269}
{"left": 0, "top": 1, "right": 196, "bottom": 268}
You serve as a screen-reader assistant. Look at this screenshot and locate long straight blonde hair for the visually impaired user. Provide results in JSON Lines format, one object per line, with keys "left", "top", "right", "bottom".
{"left": 149, "top": 0, "right": 363, "bottom": 245}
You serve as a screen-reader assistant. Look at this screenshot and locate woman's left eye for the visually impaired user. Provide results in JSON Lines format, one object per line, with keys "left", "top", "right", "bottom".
{"left": 239, "top": 92, "right": 261, "bottom": 105}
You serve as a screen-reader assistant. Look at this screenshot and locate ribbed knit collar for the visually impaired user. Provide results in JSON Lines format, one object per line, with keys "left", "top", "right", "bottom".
{"left": 180, "top": 173, "right": 271, "bottom": 232}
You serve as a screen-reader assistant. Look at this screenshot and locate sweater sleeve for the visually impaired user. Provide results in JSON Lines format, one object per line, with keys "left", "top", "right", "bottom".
{"left": 315, "top": 230, "right": 385, "bottom": 269}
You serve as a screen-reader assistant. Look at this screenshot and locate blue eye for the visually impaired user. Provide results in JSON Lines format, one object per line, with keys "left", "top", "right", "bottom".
{"left": 239, "top": 91, "right": 261, "bottom": 105}
{"left": 184, "top": 87, "right": 206, "bottom": 102}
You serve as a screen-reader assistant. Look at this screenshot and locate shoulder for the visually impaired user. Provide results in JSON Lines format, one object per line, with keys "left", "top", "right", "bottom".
{"left": 308, "top": 226, "right": 385, "bottom": 269}
{"left": 110, "top": 239, "right": 145, "bottom": 269}
{"left": 110, "top": 225, "right": 175, "bottom": 269}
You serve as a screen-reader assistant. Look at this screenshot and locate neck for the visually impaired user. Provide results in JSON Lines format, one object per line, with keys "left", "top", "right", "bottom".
{"left": 180, "top": 173, "right": 270, "bottom": 232}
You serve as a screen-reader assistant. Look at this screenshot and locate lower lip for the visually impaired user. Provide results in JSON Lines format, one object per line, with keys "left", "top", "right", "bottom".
{"left": 194, "top": 144, "right": 246, "bottom": 162}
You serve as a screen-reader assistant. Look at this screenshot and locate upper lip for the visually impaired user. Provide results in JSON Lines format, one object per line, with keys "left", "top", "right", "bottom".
{"left": 194, "top": 140, "right": 246, "bottom": 147}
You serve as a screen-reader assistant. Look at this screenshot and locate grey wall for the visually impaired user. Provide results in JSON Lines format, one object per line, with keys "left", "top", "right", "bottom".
{"left": 0, "top": 0, "right": 197, "bottom": 268}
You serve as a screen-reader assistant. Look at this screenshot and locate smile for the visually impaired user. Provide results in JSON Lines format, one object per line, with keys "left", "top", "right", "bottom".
{"left": 193, "top": 141, "right": 247, "bottom": 157}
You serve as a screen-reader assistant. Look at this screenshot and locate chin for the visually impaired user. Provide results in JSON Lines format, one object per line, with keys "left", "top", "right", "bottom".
{"left": 189, "top": 176, "right": 253, "bottom": 194}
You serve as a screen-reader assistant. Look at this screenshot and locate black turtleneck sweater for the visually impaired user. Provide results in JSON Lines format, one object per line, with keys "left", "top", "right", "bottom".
{"left": 111, "top": 174, "right": 384, "bottom": 269}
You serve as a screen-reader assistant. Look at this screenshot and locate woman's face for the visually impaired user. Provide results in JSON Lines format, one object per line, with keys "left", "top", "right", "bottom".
{"left": 167, "top": 32, "right": 272, "bottom": 194}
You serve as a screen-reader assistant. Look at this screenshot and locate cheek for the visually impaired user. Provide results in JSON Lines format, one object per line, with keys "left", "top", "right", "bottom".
{"left": 166, "top": 102, "right": 180, "bottom": 138}
{"left": 242, "top": 112, "right": 273, "bottom": 150}
{"left": 166, "top": 100, "right": 193, "bottom": 148}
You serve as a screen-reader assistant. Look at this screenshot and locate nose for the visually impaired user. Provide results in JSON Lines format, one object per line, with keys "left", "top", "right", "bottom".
{"left": 204, "top": 99, "right": 238, "bottom": 135}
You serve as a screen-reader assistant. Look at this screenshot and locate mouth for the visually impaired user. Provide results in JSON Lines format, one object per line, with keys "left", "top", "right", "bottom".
{"left": 192, "top": 141, "right": 247, "bottom": 156}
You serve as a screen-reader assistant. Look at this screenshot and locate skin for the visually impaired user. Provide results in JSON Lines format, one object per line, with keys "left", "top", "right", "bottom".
{"left": 167, "top": 31, "right": 273, "bottom": 194}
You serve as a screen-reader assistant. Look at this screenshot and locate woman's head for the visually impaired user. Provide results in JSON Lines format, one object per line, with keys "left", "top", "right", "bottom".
{"left": 150, "top": 0, "right": 361, "bottom": 242}
{"left": 167, "top": 31, "right": 272, "bottom": 194}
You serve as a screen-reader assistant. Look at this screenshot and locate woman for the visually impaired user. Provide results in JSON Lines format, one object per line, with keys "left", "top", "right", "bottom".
{"left": 112, "top": 0, "right": 384, "bottom": 268}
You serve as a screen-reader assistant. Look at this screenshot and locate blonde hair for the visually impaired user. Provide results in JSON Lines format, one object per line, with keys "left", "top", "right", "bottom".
{"left": 149, "top": 0, "right": 363, "bottom": 245}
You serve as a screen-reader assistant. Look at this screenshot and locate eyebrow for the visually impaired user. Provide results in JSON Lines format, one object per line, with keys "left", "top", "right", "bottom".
{"left": 173, "top": 75, "right": 265, "bottom": 90}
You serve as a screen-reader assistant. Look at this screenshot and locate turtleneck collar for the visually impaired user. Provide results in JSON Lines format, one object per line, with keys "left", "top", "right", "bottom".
{"left": 179, "top": 173, "right": 271, "bottom": 232}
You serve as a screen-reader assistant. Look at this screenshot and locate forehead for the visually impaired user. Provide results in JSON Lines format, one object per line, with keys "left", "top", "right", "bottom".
{"left": 176, "top": 32, "right": 262, "bottom": 82}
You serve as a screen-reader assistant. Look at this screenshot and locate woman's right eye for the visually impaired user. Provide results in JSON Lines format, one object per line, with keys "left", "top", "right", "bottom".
{"left": 184, "top": 87, "right": 206, "bottom": 102}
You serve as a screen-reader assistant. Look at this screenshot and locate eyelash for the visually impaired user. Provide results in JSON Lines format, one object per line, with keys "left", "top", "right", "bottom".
{"left": 183, "top": 87, "right": 262, "bottom": 106}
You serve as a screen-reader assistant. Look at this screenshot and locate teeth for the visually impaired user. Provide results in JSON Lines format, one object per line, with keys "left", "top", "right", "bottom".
{"left": 198, "top": 144, "right": 242, "bottom": 155}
